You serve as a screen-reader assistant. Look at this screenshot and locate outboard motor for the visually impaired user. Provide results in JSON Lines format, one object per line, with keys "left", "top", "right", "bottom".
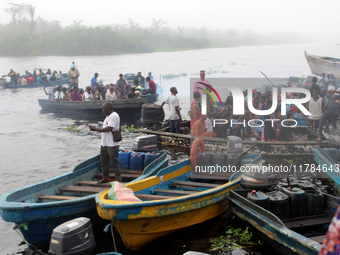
{"left": 132, "top": 135, "right": 158, "bottom": 152}
{"left": 48, "top": 217, "right": 96, "bottom": 255}
{"left": 141, "top": 103, "right": 165, "bottom": 130}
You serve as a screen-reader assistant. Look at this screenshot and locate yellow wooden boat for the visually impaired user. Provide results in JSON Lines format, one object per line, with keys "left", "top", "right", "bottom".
{"left": 96, "top": 153, "right": 262, "bottom": 250}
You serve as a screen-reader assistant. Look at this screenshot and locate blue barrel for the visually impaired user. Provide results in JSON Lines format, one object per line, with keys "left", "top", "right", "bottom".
{"left": 119, "top": 150, "right": 131, "bottom": 170}
{"left": 130, "top": 152, "right": 145, "bottom": 171}
{"left": 324, "top": 148, "right": 338, "bottom": 163}
{"left": 144, "top": 152, "right": 160, "bottom": 167}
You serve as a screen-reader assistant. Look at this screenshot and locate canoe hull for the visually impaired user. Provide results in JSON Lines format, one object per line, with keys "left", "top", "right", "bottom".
{"left": 113, "top": 198, "right": 229, "bottom": 250}
{"left": 229, "top": 191, "right": 321, "bottom": 255}
{"left": 6, "top": 78, "right": 70, "bottom": 89}
{"left": 305, "top": 52, "right": 340, "bottom": 79}
{"left": 0, "top": 151, "right": 168, "bottom": 249}
{"left": 96, "top": 159, "right": 244, "bottom": 250}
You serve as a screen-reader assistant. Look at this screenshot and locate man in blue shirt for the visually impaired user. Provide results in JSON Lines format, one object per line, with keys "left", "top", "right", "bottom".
{"left": 91, "top": 73, "right": 99, "bottom": 90}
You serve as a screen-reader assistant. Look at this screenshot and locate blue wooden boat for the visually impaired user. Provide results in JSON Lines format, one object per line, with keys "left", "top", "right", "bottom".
{"left": 229, "top": 188, "right": 338, "bottom": 255}
{"left": 96, "top": 152, "right": 262, "bottom": 250}
{"left": 0, "top": 150, "right": 168, "bottom": 249}
{"left": 140, "top": 93, "right": 159, "bottom": 103}
{"left": 5, "top": 77, "right": 70, "bottom": 89}
{"left": 314, "top": 146, "right": 340, "bottom": 194}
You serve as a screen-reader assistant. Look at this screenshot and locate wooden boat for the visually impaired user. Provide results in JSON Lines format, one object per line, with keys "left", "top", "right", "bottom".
{"left": 142, "top": 125, "right": 329, "bottom": 156}
{"left": 96, "top": 150, "right": 262, "bottom": 250}
{"left": 314, "top": 146, "right": 340, "bottom": 194}
{"left": 0, "top": 150, "right": 168, "bottom": 249}
{"left": 304, "top": 51, "right": 340, "bottom": 79}
{"left": 5, "top": 78, "right": 70, "bottom": 89}
{"left": 229, "top": 188, "right": 338, "bottom": 255}
{"left": 38, "top": 98, "right": 148, "bottom": 121}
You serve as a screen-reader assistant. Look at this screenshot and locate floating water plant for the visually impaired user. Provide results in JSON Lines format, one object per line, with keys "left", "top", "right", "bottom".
{"left": 58, "top": 125, "right": 81, "bottom": 133}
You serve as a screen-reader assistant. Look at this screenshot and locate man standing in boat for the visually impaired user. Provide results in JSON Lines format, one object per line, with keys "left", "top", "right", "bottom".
{"left": 193, "top": 70, "right": 209, "bottom": 95}
{"left": 67, "top": 64, "right": 80, "bottom": 88}
{"left": 89, "top": 102, "right": 121, "bottom": 183}
{"left": 134, "top": 71, "right": 145, "bottom": 88}
{"left": 160, "top": 87, "right": 182, "bottom": 133}
{"left": 116, "top": 74, "right": 126, "bottom": 92}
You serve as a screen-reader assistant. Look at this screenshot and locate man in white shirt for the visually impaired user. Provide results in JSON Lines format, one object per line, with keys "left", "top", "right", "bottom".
{"left": 85, "top": 86, "right": 94, "bottom": 101}
{"left": 89, "top": 103, "right": 121, "bottom": 183}
{"left": 160, "top": 87, "right": 182, "bottom": 133}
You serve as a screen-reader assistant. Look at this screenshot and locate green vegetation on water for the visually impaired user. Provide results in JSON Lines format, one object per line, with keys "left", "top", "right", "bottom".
{"left": 58, "top": 125, "right": 81, "bottom": 133}
{"left": 208, "top": 227, "right": 260, "bottom": 254}
{"left": 121, "top": 125, "right": 142, "bottom": 133}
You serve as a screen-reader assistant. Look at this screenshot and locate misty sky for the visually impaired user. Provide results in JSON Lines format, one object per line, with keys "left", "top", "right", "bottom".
{"left": 0, "top": 0, "right": 339, "bottom": 40}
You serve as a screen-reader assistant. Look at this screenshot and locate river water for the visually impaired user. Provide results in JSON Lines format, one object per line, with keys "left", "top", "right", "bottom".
{"left": 1, "top": 42, "right": 340, "bottom": 255}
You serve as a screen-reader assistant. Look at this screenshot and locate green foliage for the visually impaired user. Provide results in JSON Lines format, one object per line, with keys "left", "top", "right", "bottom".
{"left": 162, "top": 73, "right": 187, "bottom": 79}
{"left": 121, "top": 125, "right": 142, "bottom": 133}
{"left": 208, "top": 227, "right": 259, "bottom": 254}
{"left": 58, "top": 125, "right": 81, "bottom": 133}
{"left": 283, "top": 158, "right": 294, "bottom": 165}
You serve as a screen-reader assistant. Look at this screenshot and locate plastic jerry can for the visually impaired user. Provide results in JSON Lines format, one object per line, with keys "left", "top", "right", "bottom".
{"left": 280, "top": 187, "right": 307, "bottom": 218}
{"left": 130, "top": 152, "right": 145, "bottom": 171}
{"left": 144, "top": 151, "right": 160, "bottom": 167}
{"left": 246, "top": 190, "right": 270, "bottom": 210}
{"left": 119, "top": 150, "right": 131, "bottom": 170}
{"left": 265, "top": 190, "right": 290, "bottom": 220}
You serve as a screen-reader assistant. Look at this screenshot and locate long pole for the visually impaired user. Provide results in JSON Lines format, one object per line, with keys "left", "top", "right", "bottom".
{"left": 260, "top": 71, "right": 276, "bottom": 87}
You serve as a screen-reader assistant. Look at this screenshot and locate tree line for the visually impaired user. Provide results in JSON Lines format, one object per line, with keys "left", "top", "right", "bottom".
{"left": 0, "top": 3, "right": 306, "bottom": 57}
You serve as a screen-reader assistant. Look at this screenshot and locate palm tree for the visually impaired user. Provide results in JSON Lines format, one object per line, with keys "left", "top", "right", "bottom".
{"left": 28, "top": 5, "right": 39, "bottom": 33}
{"left": 128, "top": 18, "right": 140, "bottom": 31}
{"left": 151, "top": 18, "right": 166, "bottom": 34}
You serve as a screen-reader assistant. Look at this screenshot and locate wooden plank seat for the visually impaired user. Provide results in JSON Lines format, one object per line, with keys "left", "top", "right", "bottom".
{"left": 172, "top": 180, "right": 220, "bottom": 189}
{"left": 59, "top": 185, "right": 106, "bottom": 194}
{"left": 135, "top": 194, "right": 177, "bottom": 200}
{"left": 38, "top": 195, "right": 79, "bottom": 201}
{"left": 77, "top": 181, "right": 112, "bottom": 187}
{"left": 189, "top": 174, "right": 230, "bottom": 182}
{"left": 153, "top": 189, "right": 198, "bottom": 196}
{"left": 94, "top": 172, "right": 141, "bottom": 179}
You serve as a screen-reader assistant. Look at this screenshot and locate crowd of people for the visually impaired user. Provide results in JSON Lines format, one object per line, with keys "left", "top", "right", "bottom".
{"left": 161, "top": 70, "right": 340, "bottom": 142}
{"left": 2, "top": 68, "right": 65, "bottom": 85}
{"left": 42, "top": 66, "right": 156, "bottom": 102}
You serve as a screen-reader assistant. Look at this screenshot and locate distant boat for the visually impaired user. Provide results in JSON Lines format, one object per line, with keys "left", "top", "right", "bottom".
{"left": 304, "top": 51, "right": 340, "bottom": 79}
{"left": 5, "top": 78, "right": 70, "bottom": 89}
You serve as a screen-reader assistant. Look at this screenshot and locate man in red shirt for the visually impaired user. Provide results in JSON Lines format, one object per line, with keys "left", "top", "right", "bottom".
{"left": 142, "top": 77, "right": 157, "bottom": 94}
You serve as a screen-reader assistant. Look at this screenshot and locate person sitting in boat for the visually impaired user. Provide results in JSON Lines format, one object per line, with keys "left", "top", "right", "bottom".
{"left": 79, "top": 88, "right": 85, "bottom": 101}
{"left": 94, "top": 86, "right": 104, "bottom": 100}
{"left": 133, "top": 80, "right": 142, "bottom": 95}
{"left": 191, "top": 115, "right": 216, "bottom": 137}
{"left": 85, "top": 86, "right": 94, "bottom": 101}
{"left": 54, "top": 86, "right": 65, "bottom": 100}
{"left": 57, "top": 71, "right": 63, "bottom": 80}
{"left": 317, "top": 94, "right": 340, "bottom": 141}
{"left": 36, "top": 74, "right": 43, "bottom": 84}
{"left": 116, "top": 87, "right": 124, "bottom": 99}
{"left": 49, "top": 71, "right": 57, "bottom": 82}
{"left": 127, "top": 87, "right": 138, "bottom": 99}
{"left": 71, "top": 86, "right": 82, "bottom": 101}
{"left": 27, "top": 75, "right": 34, "bottom": 84}
{"left": 278, "top": 113, "right": 296, "bottom": 141}
{"left": 215, "top": 112, "right": 233, "bottom": 138}
{"left": 257, "top": 95, "right": 267, "bottom": 110}
{"left": 2, "top": 69, "right": 17, "bottom": 85}
{"left": 134, "top": 71, "right": 145, "bottom": 88}
{"left": 142, "top": 77, "right": 156, "bottom": 94}
{"left": 231, "top": 115, "right": 246, "bottom": 139}
{"left": 32, "top": 70, "right": 38, "bottom": 82}
{"left": 21, "top": 76, "right": 27, "bottom": 85}
{"left": 106, "top": 86, "right": 117, "bottom": 100}
{"left": 41, "top": 73, "right": 48, "bottom": 83}
{"left": 64, "top": 87, "right": 72, "bottom": 101}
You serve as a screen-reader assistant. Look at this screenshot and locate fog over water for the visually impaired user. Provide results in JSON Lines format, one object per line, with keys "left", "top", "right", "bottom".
{"left": 1, "top": 42, "right": 340, "bottom": 254}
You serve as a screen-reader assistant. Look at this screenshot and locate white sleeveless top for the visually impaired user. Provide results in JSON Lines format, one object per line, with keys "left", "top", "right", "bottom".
{"left": 308, "top": 97, "right": 323, "bottom": 120}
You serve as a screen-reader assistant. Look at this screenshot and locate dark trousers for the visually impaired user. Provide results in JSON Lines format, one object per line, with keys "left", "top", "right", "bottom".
{"left": 319, "top": 111, "right": 339, "bottom": 136}
{"left": 170, "top": 119, "right": 180, "bottom": 133}
{"left": 100, "top": 146, "right": 121, "bottom": 182}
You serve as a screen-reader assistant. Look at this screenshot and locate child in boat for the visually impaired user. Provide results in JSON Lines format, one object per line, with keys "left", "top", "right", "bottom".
{"left": 317, "top": 94, "right": 340, "bottom": 141}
